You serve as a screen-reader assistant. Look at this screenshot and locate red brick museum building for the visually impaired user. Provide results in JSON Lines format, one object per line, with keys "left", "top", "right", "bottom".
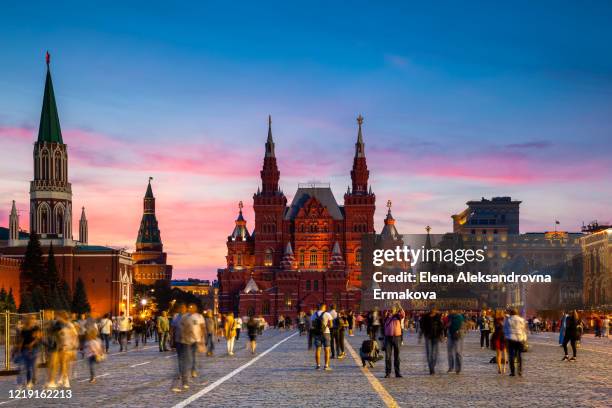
{"left": 218, "top": 115, "right": 378, "bottom": 322}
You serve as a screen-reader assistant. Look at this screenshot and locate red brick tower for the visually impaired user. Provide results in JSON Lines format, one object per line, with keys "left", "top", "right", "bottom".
{"left": 253, "top": 116, "right": 287, "bottom": 275}
{"left": 343, "top": 115, "right": 376, "bottom": 286}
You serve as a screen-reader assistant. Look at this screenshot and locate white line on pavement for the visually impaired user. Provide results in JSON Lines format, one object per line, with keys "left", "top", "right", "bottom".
{"left": 130, "top": 361, "right": 151, "bottom": 368}
{"left": 78, "top": 373, "right": 110, "bottom": 383}
{"left": 171, "top": 332, "right": 299, "bottom": 408}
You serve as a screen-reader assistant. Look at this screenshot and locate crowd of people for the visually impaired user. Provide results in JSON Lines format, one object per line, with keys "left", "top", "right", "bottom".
{"left": 11, "top": 303, "right": 609, "bottom": 390}
{"left": 11, "top": 305, "right": 269, "bottom": 391}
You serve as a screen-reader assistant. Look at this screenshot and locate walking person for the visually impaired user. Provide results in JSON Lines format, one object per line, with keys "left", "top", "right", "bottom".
{"left": 235, "top": 315, "right": 243, "bottom": 341}
{"left": 246, "top": 316, "right": 259, "bottom": 354}
{"left": 99, "top": 313, "right": 112, "bottom": 353}
{"left": 224, "top": 312, "right": 238, "bottom": 355}
{"left": 478, "top": 310, "right": 491, "bottom": 349}
{"left": 347, "top": 310, "right": 355, "bottom": 337}
{"left": 504, "top": 308, "right": 527, "bottom": 377}
{"left": 171, "top": 303, "right": 190, "bottom": 392}
{"left": 16, "top": 315, "right": 41, "bottom": 389}
{"left": 383, "top": 303, "right": 405, "bottom": 378}
{"left": 56, "top": 311, "right": 79, "bottom": 388}
{"left": 419, "top": 306, "right": 444, "bottom": 375}
{"left": 446, "top": 310, "right": 465, "bottom": 374}
{"left": 204, "top": 311, "right": 215, "bottom": 356}
{"left": 157, "top": 311, "right": 170, "bottom": 352}
{"left": 311, "top": 303, "right": 333, "bottom": 370}
{"left": 84, "top": 328, "right": 104, "bottom": 383}
{"left": 369, "top": 307, "right": 381, "bottom": 340}
{"left": 182, "top": 304, "right": 205, "bottom": 379}
{"left": 490, "top": 310, "right": 507, "bottom": 374}
{"left": 562, "top": 310, "right": 580, "bottom": 362}
{"left": 328, "top": 304, "right": 339, "bottom": 359}
{"left": 133, "top": 315, "right": 146, "bottom": 348}
{"left": 117, "top": 312, "right": 130, "bottom": 352}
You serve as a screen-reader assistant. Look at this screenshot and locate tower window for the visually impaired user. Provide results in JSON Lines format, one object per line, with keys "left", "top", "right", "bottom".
{"left": 355, "top": 248, "right": 362, "bottom": 265}
{"left": 322, "top": 249, "right": 328, "bottom": 266}
{"left": 309, "top": 249, "right": 318, "bottom": 266}
{"left": 236, "top": 253, "right": 243, "bottom": 267}
{"left": 264, "top": 248, "right": 273, "bottom": 266}
{"left": 299, "top": 249, "right": 305, "bottom": 267}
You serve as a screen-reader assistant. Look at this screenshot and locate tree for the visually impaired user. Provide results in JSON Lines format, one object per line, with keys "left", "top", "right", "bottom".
{"left": 6, "top": 289, "right": 17, "bottom": 312}
{"left": 31, "top": 286, "right": 46, "bottom": 311}
{"left": 18, "top": 292, "right": 35, "bottom": 313}
{"left": 71, "top": 278, "right": 91, "bottom": 314}
{"left": 0, "top": 288, "right": 6, "bottom": 311}
{"left": 21, "top": 233, "right": 44, "bottom": 292}
{"left": 59, "top": 280, "right": 72, "bottom": 311}
{"left": 44, "top": 244, "right": 70, "bottom": 310}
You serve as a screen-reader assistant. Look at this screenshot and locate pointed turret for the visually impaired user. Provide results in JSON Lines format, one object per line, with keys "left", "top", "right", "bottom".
{"left": 260, "top": 115, "right": 281, "bottom": 194}
{"left": 230, "top": 201, "right": 250, "bottom": 240}
{"left": 380, "top": 200, "right": 400, "bottom": 241}
{"left": 330, "top": 241, "right": 345, "bottom": 268}
{"left": 9, "top": 200, "right": 19, "bottom": 244}
{"left": 79, "top": 206, "right": 88, "bottom": 244}
{"left": 350, "top": 115, "right": 370, "bottom": 194}
{"left": 136, "top": 177, "right": 162, "bottom": 250}
{"left": 280, "top": 242, "right": 295, "bottom": 269}
{"left": 38, "top": 52, "right": 63, "bottom": 144}
{"left": 244, "top": 273, "right": 260, "bottom": 294}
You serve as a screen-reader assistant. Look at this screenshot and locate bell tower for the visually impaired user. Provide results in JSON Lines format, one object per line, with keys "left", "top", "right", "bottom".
{"left": 253, "top": 116, "right": 287, "bottom": 269}
{"left": 30, "top": 52, "right": 73, "bottom": 241}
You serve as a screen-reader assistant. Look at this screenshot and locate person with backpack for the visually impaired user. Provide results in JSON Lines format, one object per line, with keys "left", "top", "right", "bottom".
{"left": 446, "top": 310, "right": 465, "bottom": 374}
{"left": 419, "top": 306, "right": 444, "bottom": 375}
{"left": 383, "top": 303, "right": 405, "bottom": 378}
{"left": 311, "top": 303, "right": 333, "bottom": 370}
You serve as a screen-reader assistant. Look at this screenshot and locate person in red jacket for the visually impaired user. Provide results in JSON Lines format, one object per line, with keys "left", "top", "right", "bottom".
{"left": 383, "top": 303, "right": 406, "bottom": 378}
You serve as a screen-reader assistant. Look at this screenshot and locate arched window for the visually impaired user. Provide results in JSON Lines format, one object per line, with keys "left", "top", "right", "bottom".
{"left": 322, "top": 248, "right": 329, "bottom": 266}
{"left": 355, "top": 248, "right": 362, "bottom": 265}
{"left": 54, "top": 152, "right": 62, "bottom": 180}
{"left": 40, "top": 204, "right": 49, "bottom": 234}
{"left": 56, "top": 206, "right": 64, "bottom": 236}
{"left": 236, "top": 253, "right": 243, "bottom": 267}
{"left": 306, "top": 280, "right": 311, "bottom": 291}
{"left": 42, "top": 151, "right": 49, "bottom": 180}
{"left": 313, "top": 280, "right": 319, "bottom": 291}
{"left": 264, "top": 248, "right": 273, "bottom": 266}
{"left": 309, "top": 249, "right": 318, "bottom": 266}
{"left": 284, "top": 293, "right": 292, "bottom": 307}
{"left": 299, "top": 249, "right": 305, "bottom": 267}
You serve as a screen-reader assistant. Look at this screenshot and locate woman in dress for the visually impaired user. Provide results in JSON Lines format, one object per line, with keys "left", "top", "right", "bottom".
{"left": 490, "top": 310, "right": 507, "bottom": 374}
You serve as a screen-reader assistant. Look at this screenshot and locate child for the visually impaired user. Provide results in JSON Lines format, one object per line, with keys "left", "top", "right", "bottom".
{"left": 84, "top": 329, "right": 104, "bottom": 383}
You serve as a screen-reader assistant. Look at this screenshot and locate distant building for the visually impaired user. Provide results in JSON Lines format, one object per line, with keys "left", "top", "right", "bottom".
{"left": 171, "top": 279, "right": 218, "bottom": 314}
{"left": 580, "top": 222, "right": 612, "bottom": 309}
{"left": 452, "top": 196, "right": 521, "bottom": 236}
{"left": 0, "top": 56, "right": 134, "bottom": 317}
{"left": 132, "top": 179, "right": 173, "bottom": 284}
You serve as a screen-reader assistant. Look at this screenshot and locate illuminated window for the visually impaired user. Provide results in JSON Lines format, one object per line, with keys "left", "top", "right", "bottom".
{"left": 284, "top": 294, "right": 292, "bottom": 307}
{"left": 355, "top": 248, "right": 362, "bottom": 265}
{"left": 236, "top": 253, "right": 243, "bottom": 267}
{"left": 322, "top": 248, "right": 328, "bottom": 266}
{"left": 299, "top": 249, "right": 305, "bottom": 267}
{"left": 264, "top": 248, "right": 273, "bottom": 266}
{"left": 309, "top": 249, "right": 318, "bottom": 266}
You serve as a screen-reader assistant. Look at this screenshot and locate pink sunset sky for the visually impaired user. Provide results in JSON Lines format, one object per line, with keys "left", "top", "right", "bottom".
{"left": 1, "top": 3, "right": 611, "bottom": 280}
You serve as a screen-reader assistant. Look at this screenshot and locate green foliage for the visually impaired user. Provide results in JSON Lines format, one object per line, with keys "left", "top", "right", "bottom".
{"left": 71, "top": 277, "right": 91, "bottom": 314}
{"left": 21, "top": 233, "right": 44, "bottom": 291}
{"left": 18, "top": 292, "right": 35, "bottom": 313}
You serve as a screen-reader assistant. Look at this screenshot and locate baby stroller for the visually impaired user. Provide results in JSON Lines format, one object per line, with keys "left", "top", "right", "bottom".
{"left": 360, "top": 339, "right": 382, "bottom": 368}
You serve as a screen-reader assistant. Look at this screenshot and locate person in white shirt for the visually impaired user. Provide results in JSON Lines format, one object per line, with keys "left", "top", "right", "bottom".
{"left": 98, "top": 314, "right": 113, "bottom": 353}
{"left": 311, "top": 303, "right": 333, "bottom": 370}
{"left": 235, "top": 316, "right": 243, "bottom": 341}
{"left": 117, "top": 312, "right": 130, "bottom": 352}
{"left": 180, "top": 304, "right": 206, "bottom": 381}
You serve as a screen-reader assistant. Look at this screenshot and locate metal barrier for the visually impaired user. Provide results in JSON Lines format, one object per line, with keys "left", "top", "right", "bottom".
{"left": 0, "top": 311, "right": 44, "bottom": 374}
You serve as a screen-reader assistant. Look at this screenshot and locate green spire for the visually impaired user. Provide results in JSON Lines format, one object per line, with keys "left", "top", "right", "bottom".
{"left": 37, "top": 52, "right": 63, "bottom": 144}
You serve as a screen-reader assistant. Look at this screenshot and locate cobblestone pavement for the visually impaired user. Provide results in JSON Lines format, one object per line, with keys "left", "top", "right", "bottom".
{"left": 0, "top": 329, "right": 609, "bottom": 407}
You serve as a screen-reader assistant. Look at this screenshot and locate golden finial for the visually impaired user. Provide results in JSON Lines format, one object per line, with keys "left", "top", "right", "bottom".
{"left": 386, "top": 200, "right": 392, "bottom": 209}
